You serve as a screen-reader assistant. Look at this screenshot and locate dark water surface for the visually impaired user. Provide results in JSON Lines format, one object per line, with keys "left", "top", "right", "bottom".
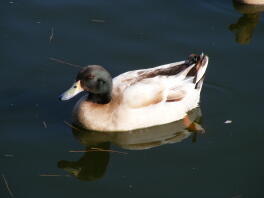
{"left": 1, "top": 0, "right": 264, "bottom": 197}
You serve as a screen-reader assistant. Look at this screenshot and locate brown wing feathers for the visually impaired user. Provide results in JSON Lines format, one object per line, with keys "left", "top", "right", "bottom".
{"left": 140, "top": 54, "right": 203, "bottom": 82}
{"left": 186, "top": 54, "right": 205, "bottom": 84}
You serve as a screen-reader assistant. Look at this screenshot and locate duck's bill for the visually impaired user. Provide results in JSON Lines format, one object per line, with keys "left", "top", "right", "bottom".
{"left": 59, "top": 81, "right": 84, "bottom": 101}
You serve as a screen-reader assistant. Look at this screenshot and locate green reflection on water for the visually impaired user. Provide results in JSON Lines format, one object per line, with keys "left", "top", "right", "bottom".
{"left": 230, "top": 0, "right": 264, "bottom": 44}
{"left": 58, "top": 142, "right": 110, "bottom": 181}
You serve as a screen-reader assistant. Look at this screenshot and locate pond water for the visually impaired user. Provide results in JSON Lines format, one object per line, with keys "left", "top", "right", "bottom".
{"left": 1, "top": 0, "right": 264, "bottom": 197}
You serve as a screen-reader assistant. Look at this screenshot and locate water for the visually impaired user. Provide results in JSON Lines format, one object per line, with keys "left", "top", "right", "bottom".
{"left": 1, "top": 0, "right": 264, "bottom": 197}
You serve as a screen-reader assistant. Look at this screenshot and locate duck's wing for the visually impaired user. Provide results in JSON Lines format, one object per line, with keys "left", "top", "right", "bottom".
{"left": 122, "top": 78, "right": 189, "bottom": 108}
{"left": 117, "top": 53, "right": 208, "bottom": 108}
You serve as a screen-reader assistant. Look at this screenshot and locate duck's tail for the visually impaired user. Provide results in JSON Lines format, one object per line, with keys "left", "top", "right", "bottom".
{"left": 186, "top": 53, "right": 209, "bottom": 90}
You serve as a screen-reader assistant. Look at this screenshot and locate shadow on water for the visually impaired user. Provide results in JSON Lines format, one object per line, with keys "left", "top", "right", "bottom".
{"left": 58, "top": 108, "right": 204, "bottom": 181}
{"left": 230, "top": 0, "right": 264, "bottom": 44}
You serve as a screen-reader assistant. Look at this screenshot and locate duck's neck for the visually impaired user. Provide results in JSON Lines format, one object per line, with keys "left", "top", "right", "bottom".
{"left": 86, "top": 92, "right": 112, "bottom": 104}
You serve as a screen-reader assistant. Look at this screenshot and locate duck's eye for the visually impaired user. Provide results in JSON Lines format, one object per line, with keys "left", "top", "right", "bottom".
{"left": 98, "top": 79, "right": 105, "bottom": 84}
{"left": 73, "top": 85, "right": 77, "bottom": 88}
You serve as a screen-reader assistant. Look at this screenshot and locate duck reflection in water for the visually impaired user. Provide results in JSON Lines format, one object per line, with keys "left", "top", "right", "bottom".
{"left": 230, "top": 0, "right": 264, "bottom": 44}
{"left": 58, "top": 142, "right": 110, "bottom": 181}
{"left": 58, "top": 107, "right": 204, "bottom": 181}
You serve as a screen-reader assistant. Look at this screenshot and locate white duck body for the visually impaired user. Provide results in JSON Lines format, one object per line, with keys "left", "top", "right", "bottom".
{"left": 73, "top": 54, "right": 209, "bottom": 131}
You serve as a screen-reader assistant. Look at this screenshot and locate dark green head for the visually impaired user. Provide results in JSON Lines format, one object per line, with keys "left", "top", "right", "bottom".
{"left": 59, "top": 65, "right": 113, "bottom": 104}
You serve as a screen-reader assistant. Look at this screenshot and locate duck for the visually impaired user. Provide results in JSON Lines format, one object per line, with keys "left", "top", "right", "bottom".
{"left": 59, "top": 53, "right": 209, "bottom": 132}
